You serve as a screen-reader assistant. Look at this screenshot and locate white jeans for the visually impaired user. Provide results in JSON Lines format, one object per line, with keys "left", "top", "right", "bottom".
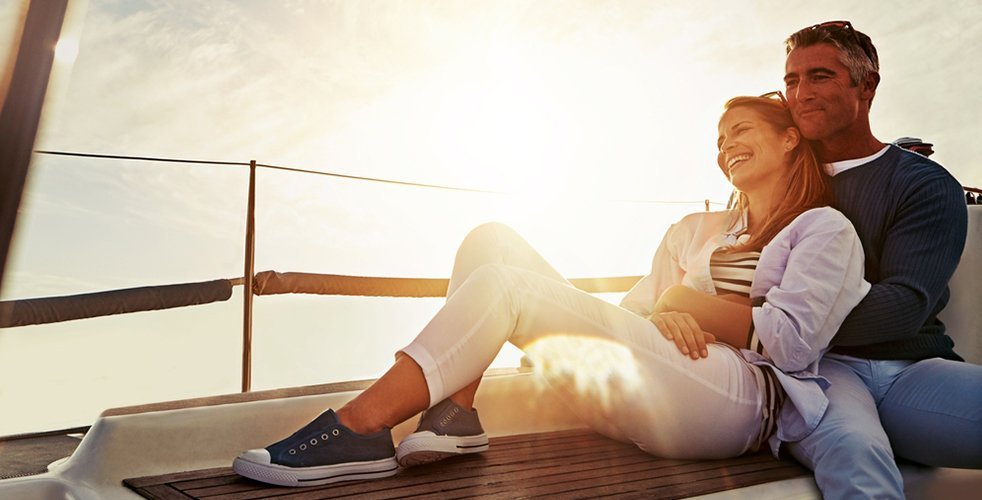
{"left": 401, "top": 223, "right": 765, "bottom": 459}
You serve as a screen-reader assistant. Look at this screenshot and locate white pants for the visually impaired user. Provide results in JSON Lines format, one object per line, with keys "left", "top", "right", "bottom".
{"left": 401, "top": 223, "right": 764, "bottom": 459}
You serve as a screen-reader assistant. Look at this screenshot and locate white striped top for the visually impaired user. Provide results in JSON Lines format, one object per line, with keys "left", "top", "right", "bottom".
{"left": 708, "top": 249, "right": 759, "bottom": 298}
{"left": 711, "top": 247, "right": 784, "bottom": 446}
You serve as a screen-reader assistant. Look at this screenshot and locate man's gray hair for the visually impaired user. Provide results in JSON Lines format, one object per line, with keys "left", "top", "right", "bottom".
{"left": 785, "top": 26, "right": 879, "bottom": 87}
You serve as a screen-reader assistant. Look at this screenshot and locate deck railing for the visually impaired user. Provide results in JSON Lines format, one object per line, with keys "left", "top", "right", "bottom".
{"left": 3, "top": 150, "right": 978, "bottom": 391}
{"left": 2, "top": 150, "right": 732, "bottom": 391}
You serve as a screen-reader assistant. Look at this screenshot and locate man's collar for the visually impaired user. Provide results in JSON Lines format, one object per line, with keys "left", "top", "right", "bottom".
{"left": 824, "top": 145, "right": 891, "bottom": 176}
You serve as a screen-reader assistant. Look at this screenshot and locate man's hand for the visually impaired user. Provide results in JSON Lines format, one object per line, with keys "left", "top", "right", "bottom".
{"left": 647, "top": 311, "right": 716, "bottom": 359}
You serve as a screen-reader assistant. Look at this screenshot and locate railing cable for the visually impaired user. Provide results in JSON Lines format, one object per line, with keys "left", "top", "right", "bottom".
{"left": 34, "top": 149, "right": 727, "bottom": 205}
{"left": 34, "top": 150, "right": 250, "bottom": 166}
{"left": 255, "top": 161, "right": 501, "bottom": 194}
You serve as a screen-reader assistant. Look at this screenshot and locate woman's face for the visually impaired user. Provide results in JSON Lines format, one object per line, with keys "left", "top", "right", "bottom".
{"left": 716, "top": 107, "right": 795, "bottom": 193}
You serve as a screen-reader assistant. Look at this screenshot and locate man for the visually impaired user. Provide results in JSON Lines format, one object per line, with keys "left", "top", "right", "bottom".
{"left": 781, "top": 21, "right": 982, "bottom": 498}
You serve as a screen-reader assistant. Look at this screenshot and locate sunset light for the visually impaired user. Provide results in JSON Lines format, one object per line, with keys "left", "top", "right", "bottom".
{"left": 0, "top": 0, "right": 979, "bottom": 438}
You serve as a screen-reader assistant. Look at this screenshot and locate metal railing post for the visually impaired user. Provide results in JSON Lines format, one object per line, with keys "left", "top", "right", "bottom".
{"left": 241, "top": 160, "right": 257, "bottom": 392}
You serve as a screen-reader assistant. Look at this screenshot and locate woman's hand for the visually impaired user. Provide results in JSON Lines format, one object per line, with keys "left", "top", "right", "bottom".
{"left": 647, "top": 311, "right": 716, "bottom": 359}
{"left": 651, "top": 284, "right": 752, "bottom": 351}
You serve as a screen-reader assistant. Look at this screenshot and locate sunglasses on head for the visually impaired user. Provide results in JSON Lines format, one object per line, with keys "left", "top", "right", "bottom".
{"left": 758, "top": 90, "right": 788, "bottom": 106}
{"left": 795, "top": 20, "right": 876, "bottom": 65}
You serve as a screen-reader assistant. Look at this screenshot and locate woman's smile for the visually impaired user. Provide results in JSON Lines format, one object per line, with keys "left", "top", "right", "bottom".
{"left": 726, "top": 153, "right": 752, "bottom": 174}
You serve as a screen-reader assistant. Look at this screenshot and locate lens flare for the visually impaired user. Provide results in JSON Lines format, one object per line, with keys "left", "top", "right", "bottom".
{"left": 54, "top": 38, "right": 79, "bottom": 64}
{"left": 523, "top": 335, "right": 640, "bottom": 418}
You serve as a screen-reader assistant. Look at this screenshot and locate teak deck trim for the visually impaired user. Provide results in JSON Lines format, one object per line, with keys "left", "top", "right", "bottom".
{"left": 124, "top": 429, "right": 809, "bottom": 499}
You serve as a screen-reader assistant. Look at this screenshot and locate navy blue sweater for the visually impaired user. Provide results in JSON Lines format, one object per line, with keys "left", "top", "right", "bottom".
{"left": 829, "top": 145, "right": 967, "bottom": 361}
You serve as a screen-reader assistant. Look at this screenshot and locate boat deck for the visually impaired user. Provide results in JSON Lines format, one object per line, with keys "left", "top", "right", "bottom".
{"left": 122, "top": 429, "right": 808, "bottom": 499}
{"left": 2, "top": 371, "right": 981, "bottom": 499}
{"left": 0, "top": 430, "right": 85, "bottom": 480}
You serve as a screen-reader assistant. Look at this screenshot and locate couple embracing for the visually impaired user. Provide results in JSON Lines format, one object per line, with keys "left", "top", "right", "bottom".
{"left": 234, "top": 21, "right": 980, "bottom": 499}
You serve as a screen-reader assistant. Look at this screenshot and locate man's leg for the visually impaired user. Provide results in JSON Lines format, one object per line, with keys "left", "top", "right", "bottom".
{"left": 786, "top": 356, "right": 904, "bottom": 499}
{"left": 879, "top": 357, "right": 982, "bottom": 468}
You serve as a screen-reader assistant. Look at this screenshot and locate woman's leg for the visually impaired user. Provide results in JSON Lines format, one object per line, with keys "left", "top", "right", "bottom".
{"left": 338, "top": 223, "right": 562, "bottom": 432}
{"left": 443, "top": 223, "right": 567, "bottom": 408}
{"left": 235, "top": 226, "right": 635, "bottom": 485}
{"left": 448, "top": 222, "right": 568, "bottom": 297}
{"left": 341, "top": 223, "right": 760, "bottom": 458}
{"left": 335, "top": 354, "right": 429, "bottom": 435}
{"left": 401, "top": 264, "right": 763, "bottom": 458}
{"left": 237, "top": 262, "right": 764, "bottom": 488}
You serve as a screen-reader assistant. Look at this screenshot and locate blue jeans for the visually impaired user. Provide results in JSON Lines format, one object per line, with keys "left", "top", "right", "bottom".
{"left": 787, "top": 353, "right": 982, "bottom": 499}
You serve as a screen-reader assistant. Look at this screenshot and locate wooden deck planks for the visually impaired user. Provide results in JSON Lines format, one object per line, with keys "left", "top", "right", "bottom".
{"left": 124, "top": 429, "right": 810, "bottom": 499}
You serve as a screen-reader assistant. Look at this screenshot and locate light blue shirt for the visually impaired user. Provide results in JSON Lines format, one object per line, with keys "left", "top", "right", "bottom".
{"left": 621, "top": 207, "right": 870, "bottom": 455}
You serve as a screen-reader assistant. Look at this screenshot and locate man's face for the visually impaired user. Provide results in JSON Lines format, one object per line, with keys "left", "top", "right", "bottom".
{"left": 784, "top": 43, "right": 867, "bottom": 142}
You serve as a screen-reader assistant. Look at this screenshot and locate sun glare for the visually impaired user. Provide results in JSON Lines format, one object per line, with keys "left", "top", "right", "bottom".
{"left": 523, "top": 335, "right": 642, "bottom": 405}
{"left": 384, "top": 28, "right": 715, "bottom": 274}
{"left": 522, "top": 335, "right": 642, "bottom": 442}
{"left": 54, "top": 37, "right": 79, "bottom": 64}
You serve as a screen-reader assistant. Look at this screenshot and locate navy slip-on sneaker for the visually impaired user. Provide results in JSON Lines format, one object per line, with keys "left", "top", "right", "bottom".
{"left": 396, "top": 398, "right": 489, "bottom": 467}
{"left": 233, "top": 409, "right": 398, "bottom": 487}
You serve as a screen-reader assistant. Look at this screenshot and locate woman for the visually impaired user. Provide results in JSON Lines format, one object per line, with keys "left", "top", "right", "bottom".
{"left": 232, "top": 94, "right": 869, "bottom": 487}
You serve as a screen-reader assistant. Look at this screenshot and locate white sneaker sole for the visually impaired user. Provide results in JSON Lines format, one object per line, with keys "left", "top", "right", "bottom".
{"left": 396, "top": 431, "right": 489, "bottom": 467}
{"left": 232, "top": 455, "right": 398, "bottom": 487}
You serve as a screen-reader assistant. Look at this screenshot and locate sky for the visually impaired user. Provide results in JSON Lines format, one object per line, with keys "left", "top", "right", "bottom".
{"left": 0, "top": 0, "right": 980, "bottom": 435}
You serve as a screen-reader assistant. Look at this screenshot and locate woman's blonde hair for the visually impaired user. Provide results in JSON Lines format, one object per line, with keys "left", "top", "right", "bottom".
{"left": 723, "top": 95, "right": 832, "bottom": 253}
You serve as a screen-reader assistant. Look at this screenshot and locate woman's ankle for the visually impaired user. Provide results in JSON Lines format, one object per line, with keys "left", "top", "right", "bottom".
{"left": 335, "top": 403, "right": 383, "bottom": 435}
